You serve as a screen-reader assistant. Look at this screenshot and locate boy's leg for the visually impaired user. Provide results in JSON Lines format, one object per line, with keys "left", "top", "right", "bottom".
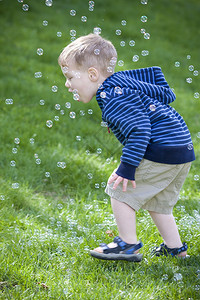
{"left": 149, "top": 211, "right": 187, "bottom": 256}
{"left": 111, "top": 198, "right": 138, "bottom": 244}
{"left": 93, "top": 198, "right": 139, "bottom": 253}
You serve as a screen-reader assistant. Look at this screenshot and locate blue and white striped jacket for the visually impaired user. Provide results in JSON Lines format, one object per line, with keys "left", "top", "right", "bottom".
{"left": 96, "top": 66, "right": 195, "bottom": 180}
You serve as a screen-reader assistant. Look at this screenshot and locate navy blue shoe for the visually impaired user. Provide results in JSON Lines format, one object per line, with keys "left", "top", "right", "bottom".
{"left": 152, "top": 242, "right": 188, "bottom": 257}
{"left": 90, "top": 236, "right": 143, "bottom": 262}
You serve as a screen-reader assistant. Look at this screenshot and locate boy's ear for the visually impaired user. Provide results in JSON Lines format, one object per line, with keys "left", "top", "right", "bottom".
{"left": 88, "top": 67, "right": 99, "bottom": 82}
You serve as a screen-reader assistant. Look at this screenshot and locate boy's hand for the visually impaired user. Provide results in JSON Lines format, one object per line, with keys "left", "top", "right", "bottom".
{"left": 108, "top": 171, "right": 136, "bottom": 192}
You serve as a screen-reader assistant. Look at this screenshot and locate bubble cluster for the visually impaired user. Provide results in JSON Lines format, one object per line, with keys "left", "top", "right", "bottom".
{"left": 46, "top": 120, "right": 53, "bottom": 128}
{"left": 22, "top": 4, "right": 29, "bottom": 11}
{"left": 37, "top": 48, "right": 43, "bottom": 56}
{"left": 5, "top": 99, "right": 13, "bottom": 105}
{"left": 57, "top": 162, "right": 66, "bottom": 169}
{"left": 45, "top": 0, "right": 53, "bottom": 7}
{"left": 52, "top": 85, "right": 58, "bottom": 92}
{"left": 89, "top": 1, "right": 95, "bottom": 11}
{"left": 34, "top": 72, "right": 42, "bottom": 78}
{"left": 93, "top": 27, "right": 101, "bottom": 35}
{"left": 132, "top": 55, "right": 139, "bottom": 62}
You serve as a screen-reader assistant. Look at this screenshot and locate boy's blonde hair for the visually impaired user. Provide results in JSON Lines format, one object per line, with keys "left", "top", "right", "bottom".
{"left": 58, "top": 33, "right": 117, "bottom": 76}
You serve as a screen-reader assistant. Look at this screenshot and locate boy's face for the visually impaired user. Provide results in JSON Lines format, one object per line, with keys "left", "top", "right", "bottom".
{"left": 61, "top": 61, "right": 99, "bottom": 103}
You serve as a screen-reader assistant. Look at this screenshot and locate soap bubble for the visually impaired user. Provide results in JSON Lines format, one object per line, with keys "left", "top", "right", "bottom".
{"left": 97, "top": 148, "right": 102, "bottom": 154}
{"left": 52, "top": 85, "right": 58, "bottom": 92}
{"left": 39, "top": 99, "right": 45, "bottom": 105}
{"left": 121, "top": 20, "right": 127, "bottom": 26}
{"left": 14, "top": 138, "right": 20, "bottom": 144}
{"left": 120, "top": 41, "right": 126, "bottom": 47}
{"left": 18, "top": 0, "right": 24, "bottom": 2}
{"left": 34, "top": 153, "right": 39, "bottom": 158}
{"left": 12, "top": 183, "right": 19, "bottom": 189}
{"left": 187, "top": 55, "right": 191, "bottom": 59}
{"left": 87, "top": 173, "right": 93, "bottom": 179}
{"left": 187, "top": 144, "right": 193, "bottom": 150}
{"left": 86, "top": 150, "right": 90, "bottom": 155}
{"left": 36, "top": 158, "right": 41, "bottom": 165}
{"left": 193, "top": 70, "right": 199, "bottom": 76}
{"left": 10, "top": 161, "right": 16, "bottom": 167}
{"left": 29, "top": 138, "right": 35, "bottom": 144}
{"left": 12, "top": 148, "right": 18, "bottom": 154}
{"left": 114, "top": 86, "right": 123, "bottom": 94}
{"left": 93, "top": 27, "right": 101, "bottom": 35}
{"left": 45, "top": 0, "right": 53, "bottom": 7}
{"left": 100, "top": 92, "right": 106, "bottom": 98}
{"left": 118, "top": 60, "right": 124, "bottom": 66}
{"left": 89, "top": 1, "right": 95, "bottom": 11}
{"left": 76, "top": 136, "right": 81, "bottom": 141}
{"left": 141, "top": 16, "right": 148, "bottom": 22}
{"left": 144, "top": 33, "right": 150, "bottom": 39}
{"left": 57, "top": 204, "right": 63, "bottom": 210}
{"left": 141, "top": 0, "right": 148, "bottom": 4}
{"left": 194, "top": 175, "right": 199, "bottom": 181}
{"left": 54, "top": 116, "right": 59, "bottom": 121}
{"left": 46, "top": 120, "right": 53, "bottom": 128}
{"left": 186, "top": 78, "right": 192, "bottom": 83}
{"left": 175, "top": 61, "right": 180, "bottom": 67}
{"left": 55, "top": 104, "right": 61, "bottom": 110}
{"left": 43, "top": 20, "right": 48, "bottom": 26}
{"left": 141, "top": 50, "right": 149, "bottom": 56}
{"left": 45, "top": 172, "right": 50, "bottom": 178}
{"left": 188, "top": 65, "right": 194, "bottom": 71}
{"left": 34, "top": 72, "right": 42, "bottom": 78}
{"left": 57, "top": 32, "right": 62, "bottom": 37}
{"left": 5, "top": 99, "right": 13, "bottom": 104}
{"left": 101, "top": 121, "right": 108, "bottom": 127}
{"left": 70, "top": 9, "right": 76, "bottom": 16}
{"left": 88, "top": 109, "right": 93, "bottom": 114}
{"left": 194, "top": 92, "right": 199, "bottom": 99}
{"left": 69, "top": 112, "right": 76, "bottom": 119}
{"left": 70, "top": 30, "right": 76, "bottom": 37}
{"left": 0, "top": 195, "right": 5, "bottom": 201}
{"left": 173, "top": 273, "right": 183, "bottom": 281}
{"left": 129, "top": 40, "right": 135, "bottom": 46}
{"left": 73, "top": 93, "right": 80, "bottom": 101}
{"left": 162, "top": 274, "right": 168, "bottom": 280}
{"left": 57, "top": 162, "right": 66, "bottom": 169}
{"left": 80, "top": 110, "right": 85, "bottom": 116}
{"left": 141, "top": 28, "right": 146, "bottom": 34}
{"left": 101, "top": 182, "right": 106, "bottom": 188}
{"left": 22, "top": 4, "right": 29, "bottom": 11}
{"left": 149, "top": 104, "right": 156, "bottom": 111}
{"left": 132, "top": 55, "right": 139, "bottom": 62}
{"left": 115, "top": 29, "right": 121, "bottom": 35}
{"left": 37, "top": 48, "right": 43, "bottom": 56}
{"left": 197, "top": 132, "right": 200, "bottom": 138}
{"left": 110, "top": 57, "right": 117, "bottom": 66}
{"left": 107, "top": 66, "right": 113, "bottom": 73}
{"left": 94, "top": 49, "right": 100, "bottom": 55}
{"left": 81, "top": 16, "right": 87, "bottom": 22}
{"left": 65, "top": 102, "right": 71, "bottom": 109}
{"left": 95, "top": 184, "right": 100, "bottom": 189}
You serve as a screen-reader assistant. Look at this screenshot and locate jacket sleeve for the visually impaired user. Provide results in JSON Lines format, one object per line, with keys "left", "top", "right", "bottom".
{"left": 103, "top": 88, "right": 151, "bottom": 180}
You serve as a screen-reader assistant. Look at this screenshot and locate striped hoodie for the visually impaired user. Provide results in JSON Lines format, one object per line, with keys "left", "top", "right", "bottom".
{"left": 96, "top": 66, "right": 195, "bottom": 180}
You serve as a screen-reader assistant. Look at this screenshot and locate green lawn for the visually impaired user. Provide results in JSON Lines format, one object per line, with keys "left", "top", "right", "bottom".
{"left": 0, "top": 0, "right": 200, "bottom": 299}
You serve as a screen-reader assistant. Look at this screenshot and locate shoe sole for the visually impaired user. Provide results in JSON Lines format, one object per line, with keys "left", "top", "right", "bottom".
{"left": 90, "top": 250, "right": 143, "bottom": 262}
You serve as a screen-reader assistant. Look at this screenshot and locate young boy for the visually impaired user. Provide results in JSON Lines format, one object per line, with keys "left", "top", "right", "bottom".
{"left": 58, "top": 33, "right": 195, "bottom": 262}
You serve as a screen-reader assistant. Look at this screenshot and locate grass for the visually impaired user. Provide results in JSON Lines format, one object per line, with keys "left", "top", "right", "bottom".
{"left": 0, "top": 0, "right": 200, "bottom": 299}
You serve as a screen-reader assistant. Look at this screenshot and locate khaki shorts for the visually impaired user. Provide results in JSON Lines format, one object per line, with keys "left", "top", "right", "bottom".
{"left": 105, "top": 159, "right": 191, "bottom": 214}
